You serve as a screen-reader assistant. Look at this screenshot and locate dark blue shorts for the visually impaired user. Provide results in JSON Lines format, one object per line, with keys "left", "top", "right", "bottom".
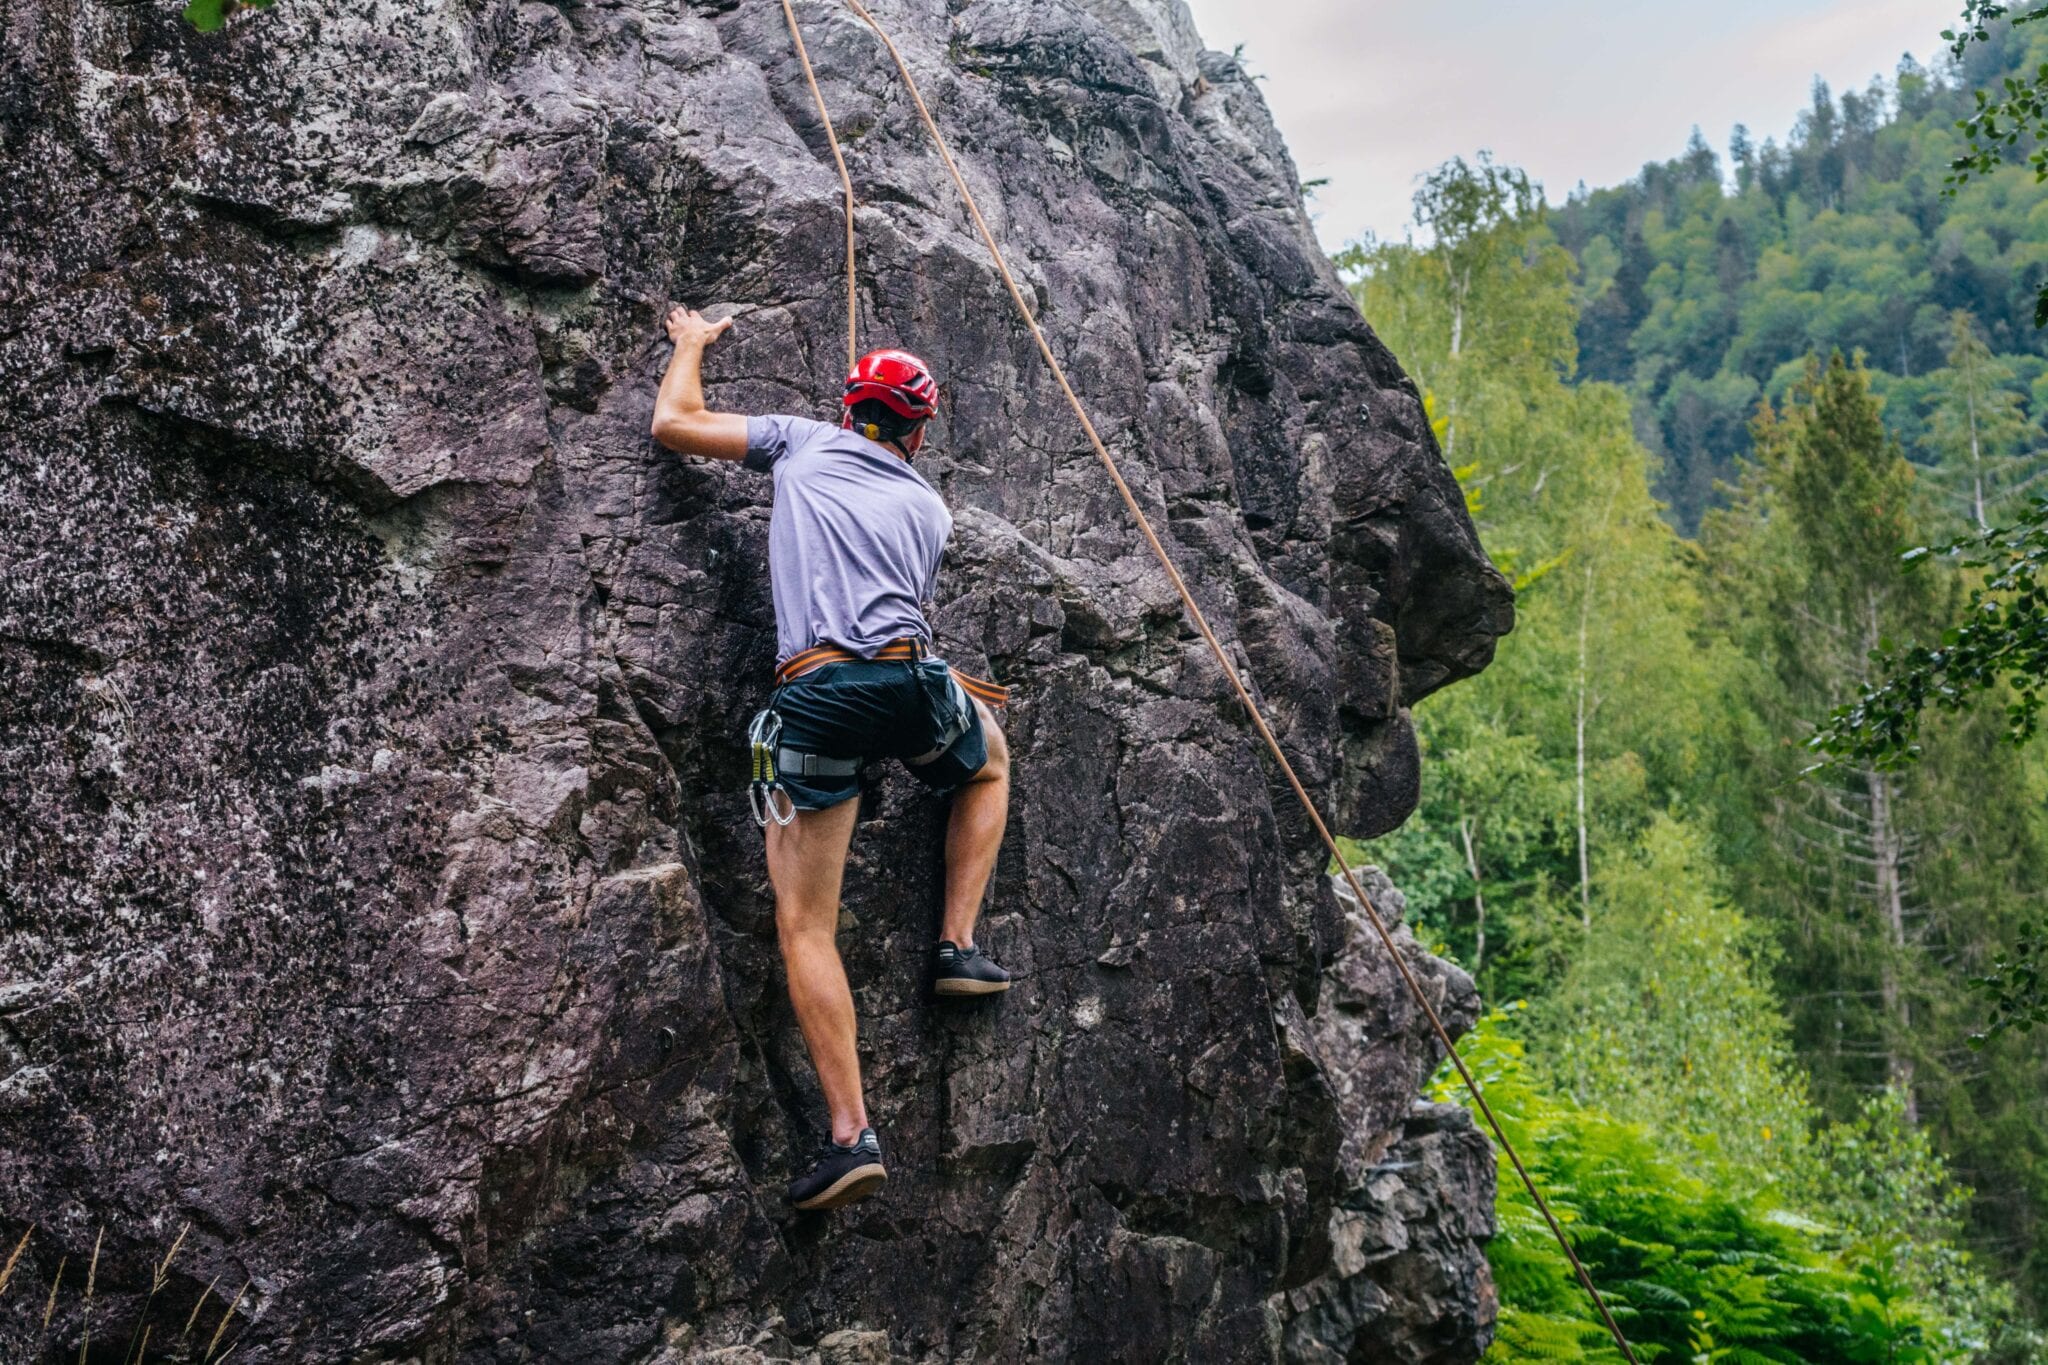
{"left": 770, "top": 657, "right": 989, "bottom": 811}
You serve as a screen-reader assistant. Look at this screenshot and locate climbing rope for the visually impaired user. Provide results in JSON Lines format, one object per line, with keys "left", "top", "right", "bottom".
{"left": 781, "top": 2, "right": 1640, "bottom": 1357}
{"left": 779, "top": 0, "right": 861, "bottom": 370}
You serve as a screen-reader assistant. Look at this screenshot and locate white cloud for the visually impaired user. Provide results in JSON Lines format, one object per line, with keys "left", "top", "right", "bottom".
{"left": 1182, "top": 0, "right": 1951, "bottom": 247}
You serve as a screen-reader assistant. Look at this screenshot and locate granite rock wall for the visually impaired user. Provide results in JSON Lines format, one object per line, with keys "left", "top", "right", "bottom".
{"left": 0, "top": 0, "right": 1512, "bottom": 1358}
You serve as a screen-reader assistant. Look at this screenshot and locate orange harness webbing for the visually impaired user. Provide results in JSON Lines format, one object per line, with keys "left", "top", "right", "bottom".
{"left": 775, "top": 640, "right": 1011, "bottom": 708}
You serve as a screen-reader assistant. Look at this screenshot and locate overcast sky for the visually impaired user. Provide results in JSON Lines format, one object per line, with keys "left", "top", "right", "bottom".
{"left": 1180, "top": 0, "right": 1953, "bottom": 249}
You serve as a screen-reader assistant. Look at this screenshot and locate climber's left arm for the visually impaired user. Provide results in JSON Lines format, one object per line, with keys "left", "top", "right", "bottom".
{"left": 651, "top": 305, "right": 750, "bottom": 461}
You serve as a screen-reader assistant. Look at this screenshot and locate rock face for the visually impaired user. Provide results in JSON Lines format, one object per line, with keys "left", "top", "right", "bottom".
{"left": 0, "top": 0, "right": 1512, "bottom": 1360}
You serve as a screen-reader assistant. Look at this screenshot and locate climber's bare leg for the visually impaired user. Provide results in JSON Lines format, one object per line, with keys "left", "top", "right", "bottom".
{"left": 940, "top": 701, "right": 1009, "bottom": 948}
{"left": 767, "top": 797, "right": 867, "bottom": 1146}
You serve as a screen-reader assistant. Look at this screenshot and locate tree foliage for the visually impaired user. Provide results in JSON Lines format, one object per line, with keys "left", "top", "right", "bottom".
{"left": 1945, "top": 2, "right": 2048, "bottom": 325}
{"left": 1814, "top": 499, "right": 2048, "bottom": 766}
{"left": 1346, "top": 150, "right": 2048, "bottom": 1343}
{"left": 1548, "top": 24, "right": 2048, "bottom": 530}
{"left": 182, "top": 0, "right": 275, "bottom": 32}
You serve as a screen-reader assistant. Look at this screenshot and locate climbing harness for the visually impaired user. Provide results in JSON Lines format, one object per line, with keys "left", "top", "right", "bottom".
{"left": 750, "top": 639, "right": 1003, "bottom": 827}
{"left": 774, "top": 3, "right": 1639, "bottom": 1357}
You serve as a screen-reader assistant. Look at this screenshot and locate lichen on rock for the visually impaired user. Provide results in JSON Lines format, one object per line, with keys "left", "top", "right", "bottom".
{"left": 0, "top": 0, "right": 1511, "bottom": 1360}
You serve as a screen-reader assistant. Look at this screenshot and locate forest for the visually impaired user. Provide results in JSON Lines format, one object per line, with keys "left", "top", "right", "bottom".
{"left": 1341, "top": 15, "right": 2048, "bottom": 1362}
{"left": 1549, "top": 24, "right": 2048, "bottom": 534}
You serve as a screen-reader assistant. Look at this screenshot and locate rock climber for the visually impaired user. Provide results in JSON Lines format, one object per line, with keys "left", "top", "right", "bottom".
{"left": 650, "top": 304, "right": 1014, "bottom": 1212}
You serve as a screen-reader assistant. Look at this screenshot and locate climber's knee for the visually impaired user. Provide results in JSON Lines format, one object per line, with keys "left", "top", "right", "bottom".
{"left": 964, "top": 700, "right": 1008, "bottom": 787}
{"left": 775, "top": 884, "right": 840, "bottom": 962}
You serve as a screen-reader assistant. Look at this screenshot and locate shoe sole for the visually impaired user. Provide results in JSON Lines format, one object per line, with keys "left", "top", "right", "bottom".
{"left": 792, "top": 1162, "right": 887, "bottom": 1211}
{"left": 934, "top": 976, "right": 1011, "bottom": 996}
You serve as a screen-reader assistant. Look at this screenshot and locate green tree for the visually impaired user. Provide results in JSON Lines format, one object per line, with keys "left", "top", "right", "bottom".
{"left": 1703, "top": 355, "right": 1937, "bottom": 1114}
{"left": 1807, "top": 5, "right": 2048, "bottom": 1095}
{"left": 1531, "top": 815, "right": 1812, "bottom": 1191}
{"left": 1350, "top": 163, "right": 1725, "bottom": 999}
{"left": 1702, "top": 356, "right": 2048, "bottom": 1314}
{"left": 1944, "top": 2, "right": 2048, "bottom": 326}
{"left": 1924, "top": 311, "right": 2038, "bottom": 532}
{"left": 1340, "top": 154, "right": 1569, "bottom": 469}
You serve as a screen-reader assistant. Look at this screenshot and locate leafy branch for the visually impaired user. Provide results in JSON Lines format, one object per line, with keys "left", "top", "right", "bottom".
{"left": 1810, "top": 497, "right": 2048, "bottom": 768}
{"left": 182, "top": 0, "right": 275, "bottom": 33}
{"left": 1943, "top": 1, "right": 2048, "bottom": 323}
{"left": 1968, "top": 917, "right": 2044, "bottom": 1045}
{"left": 1811, "top": 497, "right": 2048, "bottom": 1042}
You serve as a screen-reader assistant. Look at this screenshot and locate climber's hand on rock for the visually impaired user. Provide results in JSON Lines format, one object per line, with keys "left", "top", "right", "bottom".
{"left": 652, "top": 305, "right": 749, "bottom": 461}
{"left": 666, "top": 306, "right": 733, "bottom": 349}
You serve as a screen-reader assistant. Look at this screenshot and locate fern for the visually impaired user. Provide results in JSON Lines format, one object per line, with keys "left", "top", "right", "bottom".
{"left": 1448, "top": 1014, "right": 1968, "bottom": 1364}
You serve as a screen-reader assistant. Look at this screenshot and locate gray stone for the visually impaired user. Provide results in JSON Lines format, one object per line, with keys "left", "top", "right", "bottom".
{"left": 0, "top": 0, "right": 1511, "bottom": 1361}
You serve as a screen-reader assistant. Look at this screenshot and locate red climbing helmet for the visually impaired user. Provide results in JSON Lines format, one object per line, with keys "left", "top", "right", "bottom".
{"left": 842, "top": 348, "right": 939, "bottom": 422}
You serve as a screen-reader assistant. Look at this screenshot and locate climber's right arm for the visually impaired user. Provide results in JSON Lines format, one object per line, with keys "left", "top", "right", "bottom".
{"left": 651, "top": 305, "right": 750, "bottom": 461}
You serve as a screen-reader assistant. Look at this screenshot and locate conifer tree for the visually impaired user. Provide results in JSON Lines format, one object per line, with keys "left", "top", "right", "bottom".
{"left": 1731, "top": 355, "right": 1933, "bottom": 1116}
{"left": 1923, "top": 310, "right": 2036, "bottom": 532}
{"left": 1703, "top": 356, "right": 2048, "bottom": 1309}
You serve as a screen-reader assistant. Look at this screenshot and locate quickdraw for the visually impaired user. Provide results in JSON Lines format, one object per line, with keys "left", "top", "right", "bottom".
{"left": 747, "top": 706, "right": 798, "bottom": 828}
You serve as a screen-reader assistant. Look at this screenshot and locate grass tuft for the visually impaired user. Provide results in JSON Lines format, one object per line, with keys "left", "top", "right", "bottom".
{"left": 0, "top": 1225, "right": 31, "bottom": 1298}
{"left": 42, "top": 1254, "right": 65, "bottom": 1330}
{"left": 28, "top": 1222, "right": 246, "bottom": 1362}
{"left": 153, "top": 1224, "right": 189, "bottom": 1295}
{"left": 183, "top": 1270, "right": 222, "bottom": 1339}
{"left": 119, "top": 1221, "right": 189, "bottom": 1365}
{"left": 78, "top": 1226, "right": 102, "bottom": 1365}
{"left": 203, "top": 1278, "right": 250, "bottom": 1363}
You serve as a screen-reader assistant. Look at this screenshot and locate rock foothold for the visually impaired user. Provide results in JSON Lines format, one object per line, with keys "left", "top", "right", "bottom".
{"left": 0, "top": 0, "right": 1511, "bottom": 1360}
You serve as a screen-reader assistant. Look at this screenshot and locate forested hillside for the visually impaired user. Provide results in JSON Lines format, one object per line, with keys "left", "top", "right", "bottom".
{"left": 1551, "top": 23, "right": 2048, "bottom": 531}
{"left": 1341, "top": 21, "right": 2048, "bottom": 1357}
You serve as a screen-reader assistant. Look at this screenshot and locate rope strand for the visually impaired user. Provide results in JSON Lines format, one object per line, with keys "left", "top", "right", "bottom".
{"left": 784, "top": 2, "right": 1639, "bottom": 1357}
{"left": 779, "top": 0, "right": 860, "bottom": 370}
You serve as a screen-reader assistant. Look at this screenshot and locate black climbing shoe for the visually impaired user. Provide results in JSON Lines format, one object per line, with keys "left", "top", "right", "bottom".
{"left": 934, "top": 941, "right": 1011, "bottom": 997}
{"left": 787, "top": 1129, "right": 887, "bottom": 1211}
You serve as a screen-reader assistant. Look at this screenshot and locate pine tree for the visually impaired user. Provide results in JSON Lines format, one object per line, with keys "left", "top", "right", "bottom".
{"left": 1701, "top": 355, "right": 2048, "bottom": 1312}
{"left": 1923, "top": 310, "right": 2036, "bottom": 533}
{"left": 1760, "top": 355, "right": 1933, "bottom": 1117}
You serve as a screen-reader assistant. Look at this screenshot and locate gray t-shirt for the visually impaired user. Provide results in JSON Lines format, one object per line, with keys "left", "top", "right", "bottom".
{"left": 744, "top": 414, "right": 952, "bottom": 666}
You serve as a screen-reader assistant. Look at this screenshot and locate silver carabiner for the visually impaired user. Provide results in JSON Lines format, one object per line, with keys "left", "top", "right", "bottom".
{"left": 745, "top": 706, "right": 796, "bottom": 827}
{"left": 750, "top": 782, "right": 796, "bottom": 827}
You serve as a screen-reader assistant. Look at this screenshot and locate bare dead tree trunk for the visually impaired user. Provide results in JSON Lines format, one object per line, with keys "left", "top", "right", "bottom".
{"left": 1868, "top": 765, "right": 1917, "bottom": 1123}
{"left": 1864, "top": 590, "right": 1917, "bottom": 1123}
{"left": 1459, "top": 812, "right": 1486, "bottom": 971}
{"left": 1966, "top": 375, "right": 1988, "bottom": 532}
{"left": 1444, "top": 272, "right": 1467, "bottom": 463}
{"left": 1576, "top": 558, "right": 1594, "bottom": 928}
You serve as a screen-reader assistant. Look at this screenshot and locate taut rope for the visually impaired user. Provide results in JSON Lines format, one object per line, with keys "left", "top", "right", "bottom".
{"left": 780, "top": 3, "right": 1638, "bottom": 1356}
